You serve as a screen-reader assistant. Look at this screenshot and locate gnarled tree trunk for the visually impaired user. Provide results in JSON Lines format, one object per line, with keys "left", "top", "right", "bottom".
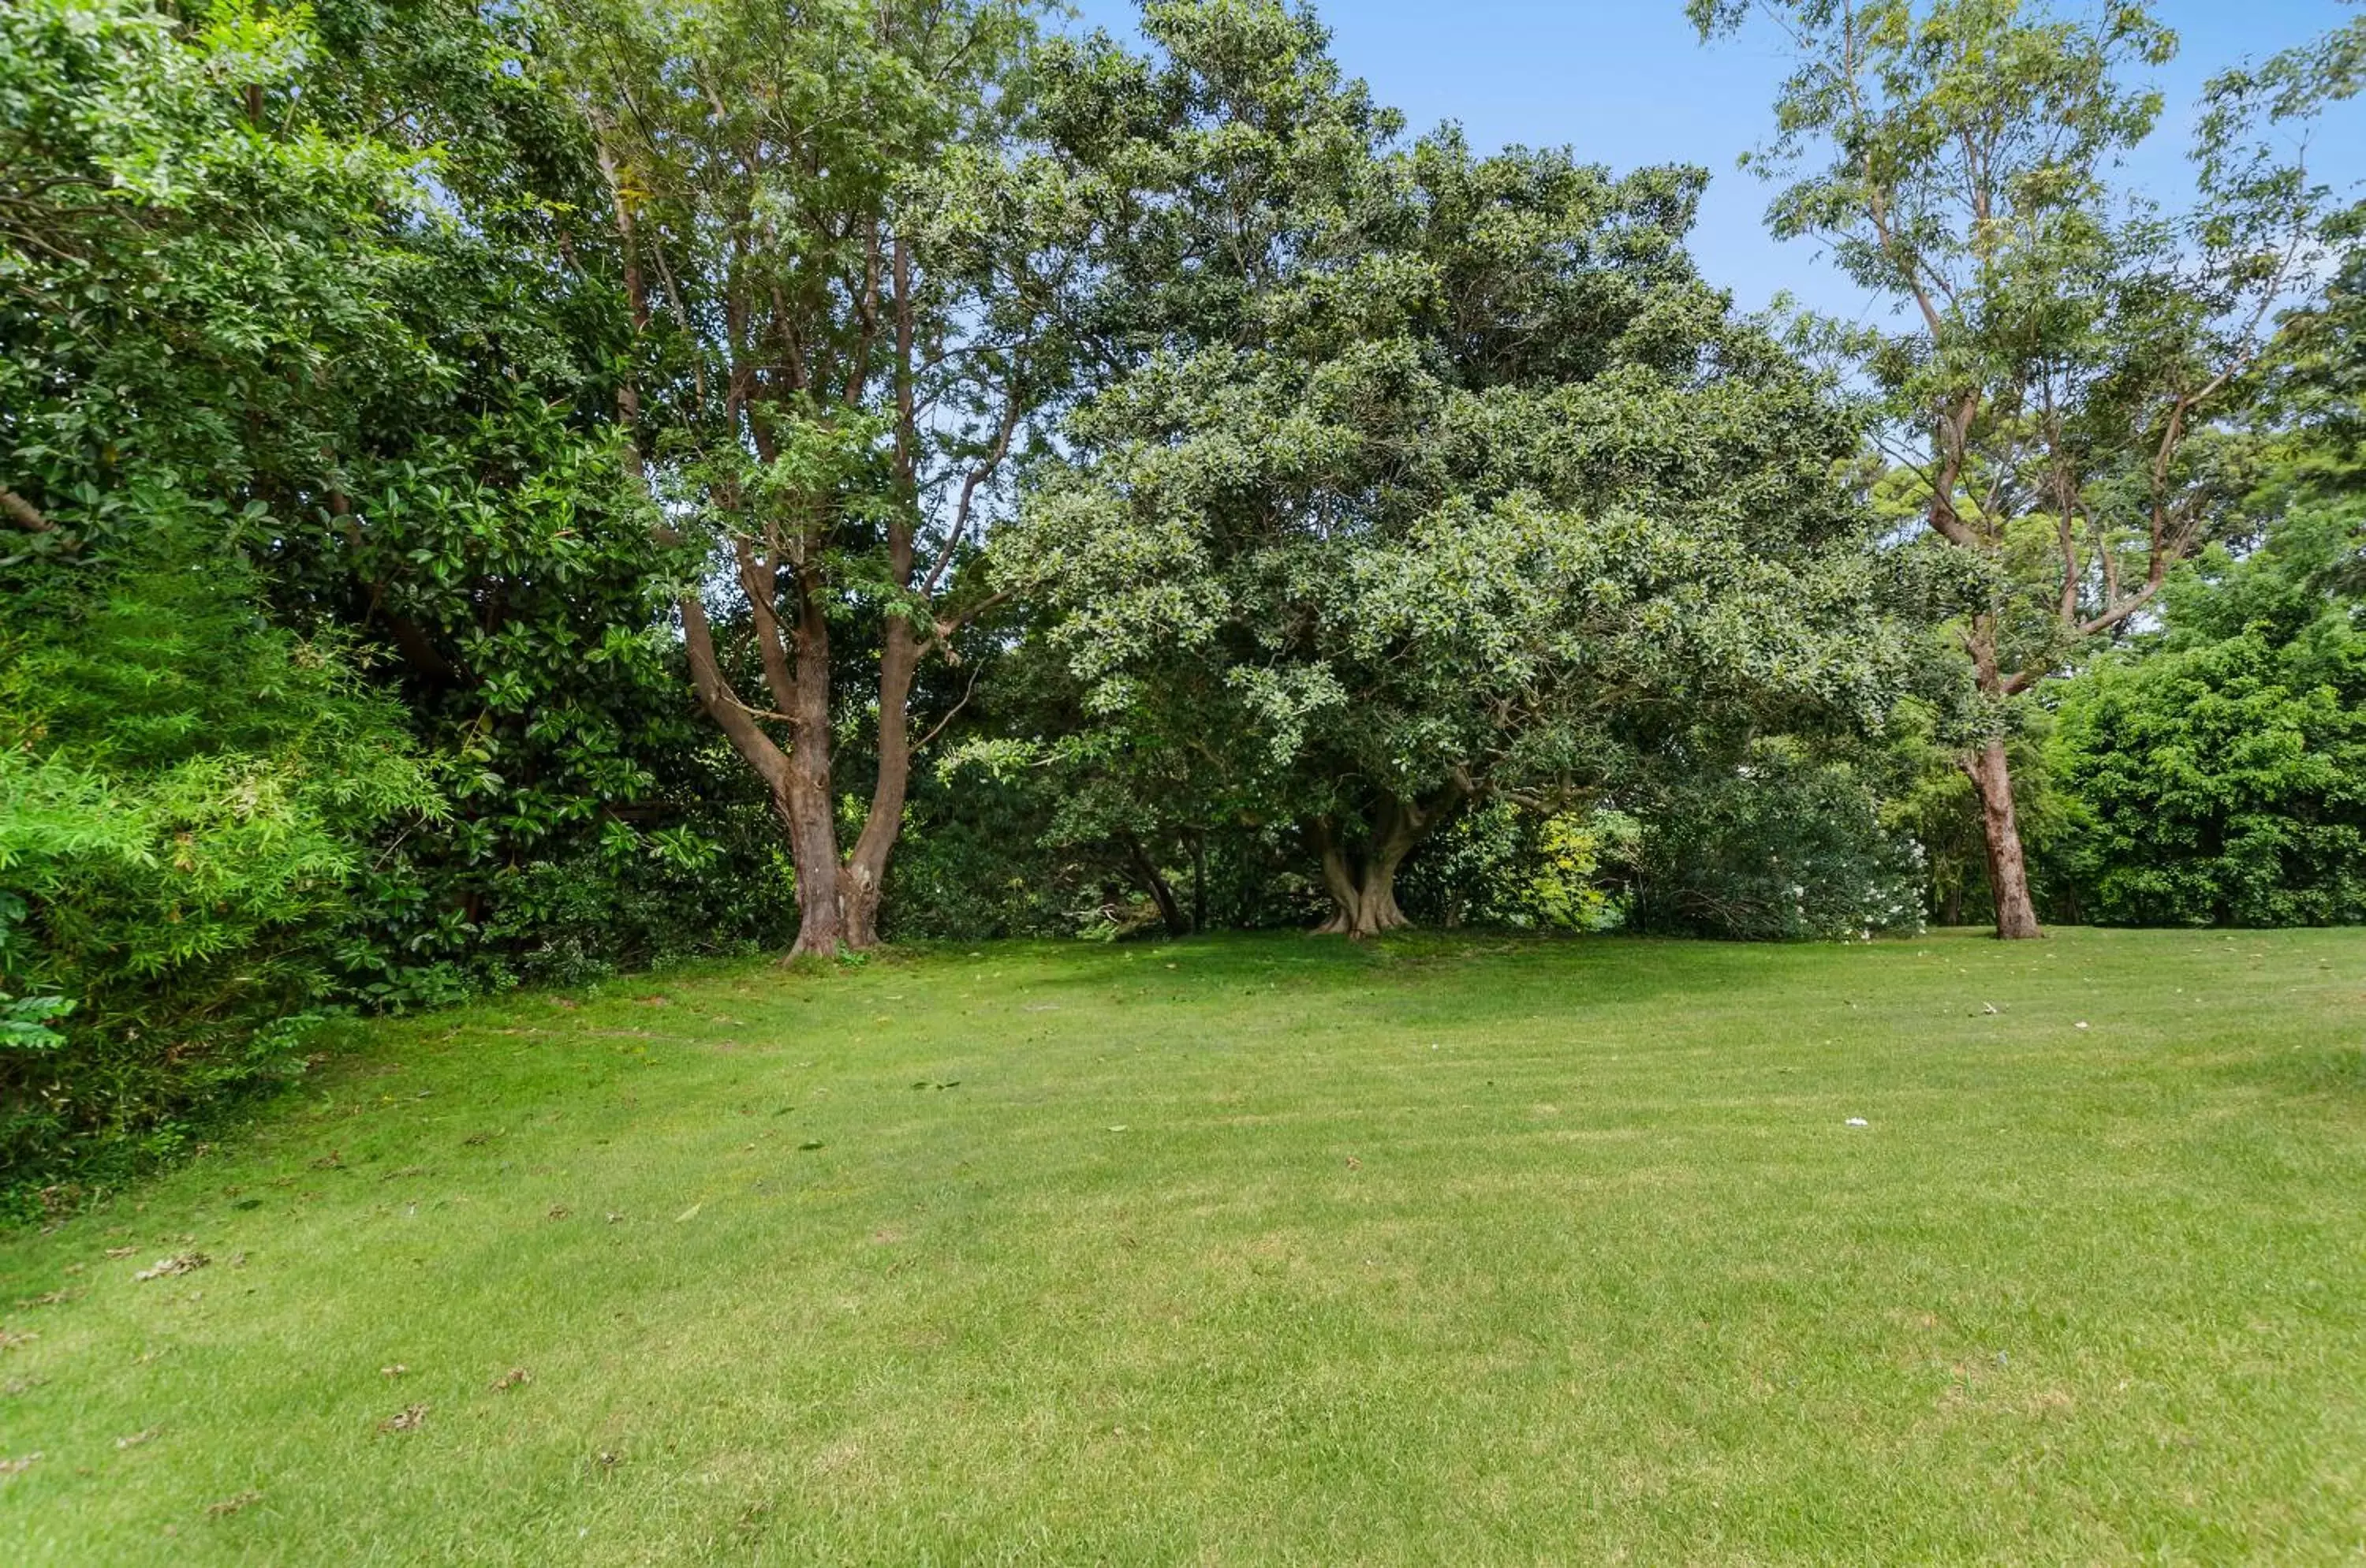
{"left": 1308, "top": 788, "right": 1461, "bottom": 939}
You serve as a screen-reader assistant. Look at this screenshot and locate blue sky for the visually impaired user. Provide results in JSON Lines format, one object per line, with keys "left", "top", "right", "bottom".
{"left": 1060, "top": 1, "right": 2366, "bottom": 321}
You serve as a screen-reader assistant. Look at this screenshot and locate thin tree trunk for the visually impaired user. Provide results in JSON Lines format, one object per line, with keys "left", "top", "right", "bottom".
{"left": 1966, "top": 739, "right": 2041, "bottom": 940}
{"left": 783, "top": 568, "right": 847, "bottom": 958}
{"left": 837, "top": 615, "right": 922, "bottom": 951}
{"left": 1124, "top": 834, "right": 1190, "bottom": 938}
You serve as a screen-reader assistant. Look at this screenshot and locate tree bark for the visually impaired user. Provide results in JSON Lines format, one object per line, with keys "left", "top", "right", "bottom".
{"left": 1309, "top": 789, "right": 1458, "bottom": 939}
{"left": 1965, "top": 739, "right": 2041, "bottom": 940}
{"left": 1123, "top": 834, "right": 1190, "bottom": 938}
{"left": 782, "top": 567, "right": 849, "bottom": 957}
{"left": 835, "top": 614, "right": 922, "bottom": 952}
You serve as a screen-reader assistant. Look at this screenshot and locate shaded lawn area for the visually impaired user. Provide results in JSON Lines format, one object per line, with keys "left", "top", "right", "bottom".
{"left": 2, "top": 928, "right": 2362, "bottom": 1564}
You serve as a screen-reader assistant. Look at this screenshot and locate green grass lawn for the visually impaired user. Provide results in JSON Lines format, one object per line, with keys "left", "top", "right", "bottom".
{"left": 2, "top": 928, "right": 2363, "bottom": 1564}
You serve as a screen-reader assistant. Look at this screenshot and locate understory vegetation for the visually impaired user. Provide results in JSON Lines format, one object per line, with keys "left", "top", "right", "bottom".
{"left": 2, "top": 0, "right": 2363, "bottom": 1199}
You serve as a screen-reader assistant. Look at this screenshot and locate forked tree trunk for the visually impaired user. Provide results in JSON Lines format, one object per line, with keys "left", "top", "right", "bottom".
{"left": 1308, "top": 789, "right": 1460, "bottom": 939}
{"left": 833, "top": 617, "right": 922, "bottom": 954}
{"left": 1965, "top": 738, "right": 2042, "bottom": 941}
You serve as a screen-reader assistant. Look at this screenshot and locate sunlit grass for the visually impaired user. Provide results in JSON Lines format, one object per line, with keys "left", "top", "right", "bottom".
{"left": 3, "top": 928, "right": 2362, "bottom": 1563}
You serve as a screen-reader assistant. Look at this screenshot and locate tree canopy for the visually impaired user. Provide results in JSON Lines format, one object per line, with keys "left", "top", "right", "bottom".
{"left": 3, "top": 0, "right": 2364, "bottom": 1200}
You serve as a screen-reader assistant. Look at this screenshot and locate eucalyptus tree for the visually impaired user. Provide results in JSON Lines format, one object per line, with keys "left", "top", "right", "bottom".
{"left": 998, "top": 1, "right": 1901, "bottom": 936}
{"left": 540, "top": 0, "right": 1085, "bottom": 954}
{"left": 1690, "top": 0, "right": 2363, "bottom": 938}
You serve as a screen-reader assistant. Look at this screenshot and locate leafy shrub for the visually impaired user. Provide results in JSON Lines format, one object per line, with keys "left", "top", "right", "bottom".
{"left": 2050, "top": 628, "right": 2366, "bottom": 926}
{"left": 1399, "top": 801, "right": 1635, "bottom": 931}
{"left": 1629, "top": 750, "right": 1926, "bottom": 941}
{"left": 0, "top": 531, "right": 438, "bottom": 1194}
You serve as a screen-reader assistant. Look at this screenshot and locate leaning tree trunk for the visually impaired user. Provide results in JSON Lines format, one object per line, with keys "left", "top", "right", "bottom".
{"left": 1965, "top": 738, "right": 2042, "bottom": 941}
{"left": 1123, "top": 834, "right": 1192, "bottom": 937}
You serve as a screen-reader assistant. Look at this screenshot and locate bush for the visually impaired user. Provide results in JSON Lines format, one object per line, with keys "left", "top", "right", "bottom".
{"left": 0, "top": 529, "right": 438, "bottom": 1195}
{"left": 1629, "top": 750, "right": 1926, "bottom": 941}
{"left": 1398, "top": 801, "right": 1635, "bottom": 932}
{"left": 2050, "top": 628, "right": 2366, "bottom": 926}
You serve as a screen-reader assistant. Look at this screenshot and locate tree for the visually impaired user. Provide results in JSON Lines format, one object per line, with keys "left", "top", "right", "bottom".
{"left": 256, "top": 0, "right": 793, "bottom": 991}
{"left": 539, "top": 0, "right": 1081, "bottom": 954}
{"left": 1692, "top": 0, "right": 2363, "bottom": 937}
{"left": 1, "top": 0, "right": 738, "bottom": 1190}
{"left": 2047, "top": 208, "right": 2366, "bottom": 928}
{"left": 0, "top": 0, "right": 431, "bottom": 551}
{"left": 998, "top": 1, "right": 1901, "bottom": 936}
{"left": 1, "top": 0, "right": 466, "bottom": 1190}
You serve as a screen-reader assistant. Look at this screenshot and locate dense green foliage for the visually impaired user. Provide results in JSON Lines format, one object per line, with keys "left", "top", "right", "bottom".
{"left": 2039, "top": 205, "right": 2366, "bottom": 927}
{"left": 995, "top": 6, "right": 1901, "bottom": 937}
{"left": 2, "top": 0, "right": 2364, "bottom": 1199}
{"left": 0, "top": 0, "right": 781, "bottom": 1198}
{"left": 2048, "top": 498, "right": 2366, "bottom": 927}
{"left": 0, "top": 534, "right": 437, "bottom": 1182}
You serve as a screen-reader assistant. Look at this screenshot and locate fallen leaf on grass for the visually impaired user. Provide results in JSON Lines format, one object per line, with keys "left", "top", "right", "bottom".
{"left": 1, "top": 1454, "right": 42, "bottom": 1476}
{"left": 135, "top": 1253, "right": 209, "bottom": 1282}
{"left": 605, "top": 1211, "right": 625, "bottom": 1224}
{"left": 116, "top": 1429, "right": 159, "bottom": 1450}
{"left": 547, "top": 1205, "right": 571, "bottom": 1220}
{"left": 1344, "top": 1155, "right": 1362, "bottom": 1170}
{"left": 675, "top": 1203, "right": 703, "bottom": 1223}
{"left": 489, "top": 1368, "right": 531, "bottom": 1392}
{"left": 380, "top": 1365, "right": 409, "bottom": 1379}
{"left": 205, "top": 1489, "right": 261, "bottom": 1516}
{"left": 379, "top": 1403, "right": 427, "bottom": 1433}
{"left": 309, "top": 1152, "right": 345, "bottom": 1170}
{"left": 14, "top": 1290, "right": 76, "bottom": 1309}
{"left": 104, "top": 1247, "right": 136, "bottom": 1260}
